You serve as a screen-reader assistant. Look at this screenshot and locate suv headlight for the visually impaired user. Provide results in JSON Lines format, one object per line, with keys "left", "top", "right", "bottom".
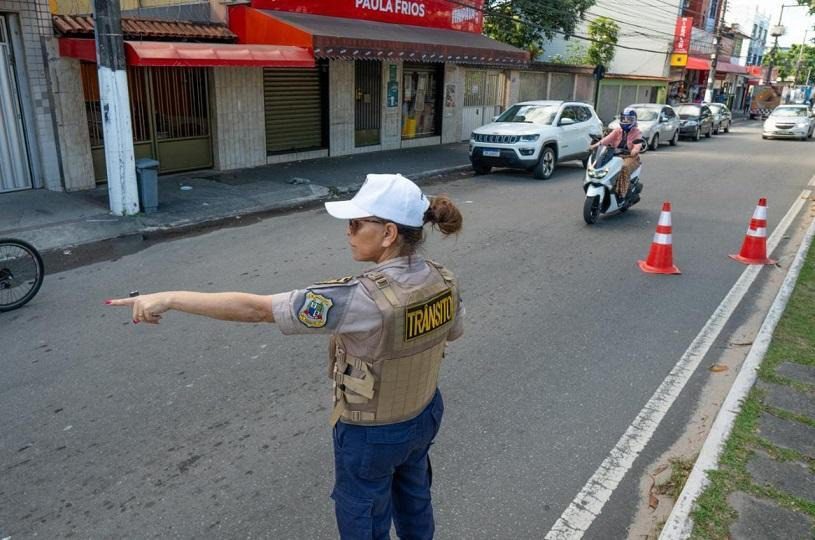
{"left": 520, "top": 134, "right": 540, "bottom": 142}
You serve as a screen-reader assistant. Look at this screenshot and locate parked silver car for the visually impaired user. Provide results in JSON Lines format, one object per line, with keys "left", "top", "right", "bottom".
{"left": 704, "top": 103, "right": 732, "bottom": 134}
{"left": 607, "top": 103, "right": 680, "bottom": 151}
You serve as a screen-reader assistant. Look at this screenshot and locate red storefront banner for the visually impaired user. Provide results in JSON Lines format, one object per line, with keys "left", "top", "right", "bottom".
{"left": 673, "top": 16, "right": 692, "bottom": 54}
{"left": 248, "top": 0, "right": 485, "bottom": 33}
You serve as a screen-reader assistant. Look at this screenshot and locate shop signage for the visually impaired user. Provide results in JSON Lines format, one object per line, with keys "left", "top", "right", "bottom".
{"left": 249, "top": 0, "right": 485, "bottom": 33}
{"left": 387, "top": 81, "right": 399, "bottom": 107}
{"left": 673, "top": 16, "right": 692, "bottom": 54}
{"left": 670, "top": 53, "right": 688, "bottom": 67}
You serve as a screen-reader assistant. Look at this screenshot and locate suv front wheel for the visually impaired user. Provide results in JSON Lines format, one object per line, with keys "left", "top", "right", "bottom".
{"left": 533, "top": 146, "right": 556, "bottom": 180}
{"left": 472, "top": 161, "right": 492, "bottom": 175}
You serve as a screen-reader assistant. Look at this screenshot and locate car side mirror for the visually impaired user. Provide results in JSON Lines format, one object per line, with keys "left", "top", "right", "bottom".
{"left": 559, "top": 117, "right": 576, "bottom": 126}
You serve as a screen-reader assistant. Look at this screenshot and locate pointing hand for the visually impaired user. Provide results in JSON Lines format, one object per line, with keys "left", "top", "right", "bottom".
{"left": 106, "top": 292, "right": 171, "bottom": 325}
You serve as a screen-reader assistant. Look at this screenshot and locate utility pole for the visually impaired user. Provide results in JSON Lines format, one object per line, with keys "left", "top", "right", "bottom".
{"left": 793, "top": 30, "right": 808, "bottom": 85}
{"left": 93, "top": 0, "right": 139, "bottom": 216}
{"left": 703, "top": 0, "right": 728, "bottom": 103}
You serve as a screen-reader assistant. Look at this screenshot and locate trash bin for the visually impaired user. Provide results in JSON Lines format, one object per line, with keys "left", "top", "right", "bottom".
{"left": 135, "top": 158, "right": 160, "bottom": 213}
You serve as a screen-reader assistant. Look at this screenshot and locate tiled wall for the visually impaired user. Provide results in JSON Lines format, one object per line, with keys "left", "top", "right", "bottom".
{"left": 1, "top": 0, "right": 62, "bottom": 190}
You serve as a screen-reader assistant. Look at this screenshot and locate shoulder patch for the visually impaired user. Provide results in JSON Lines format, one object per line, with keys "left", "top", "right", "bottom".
{"left": 312, "top": 276, "right": 355, "bottom": 286}
{"left": 298, "top": 291, "right": 334, "bottom": 328}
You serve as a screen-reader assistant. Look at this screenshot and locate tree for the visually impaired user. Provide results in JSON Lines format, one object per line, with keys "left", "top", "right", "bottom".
{"left": 763, "top": 45, "right": 815, "bottom": 83}
{"left": 585, "top": 17, "right": 619, "bottom": 68}
{"left": 483, "top": 0, "right": 597, "bottom": 51}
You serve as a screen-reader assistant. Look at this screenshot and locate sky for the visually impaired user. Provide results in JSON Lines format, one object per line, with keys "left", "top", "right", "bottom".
{"left": 769, "top": 1, "right": 815, "bottom": 48}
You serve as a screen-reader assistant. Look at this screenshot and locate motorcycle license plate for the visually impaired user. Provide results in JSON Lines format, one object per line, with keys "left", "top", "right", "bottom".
{"left": 482, "top": 149, "right": 501, "bottom": 157}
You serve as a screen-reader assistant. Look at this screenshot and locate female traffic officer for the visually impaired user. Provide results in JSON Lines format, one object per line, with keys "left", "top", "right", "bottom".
{"left": 108, "top": 173, "right": 464, "bottom": 540}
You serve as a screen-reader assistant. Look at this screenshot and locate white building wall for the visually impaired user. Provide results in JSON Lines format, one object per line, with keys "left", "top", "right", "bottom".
{"left": 540, "top": 0, "right": 683, "bottom": 79}
{"left": 441, "top": 63, "right": 464, "bottom": 144}
{"left": 211, "top": 67, "right": 267, "bottom": 171}
{"left": 329, "top": 59, "right": 356, "bottom": 156}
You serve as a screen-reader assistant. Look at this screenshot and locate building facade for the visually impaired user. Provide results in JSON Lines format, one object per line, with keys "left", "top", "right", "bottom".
{"left": 539, "top": 0, "right": 683, "bottom": 123}
{"left": 39, "top": 0, "right": 537, "bottom": 192}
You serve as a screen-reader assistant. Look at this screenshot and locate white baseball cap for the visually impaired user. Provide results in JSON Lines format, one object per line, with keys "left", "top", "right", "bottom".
{"left": 325, "top": 173, "right": 430, "bottom": 228}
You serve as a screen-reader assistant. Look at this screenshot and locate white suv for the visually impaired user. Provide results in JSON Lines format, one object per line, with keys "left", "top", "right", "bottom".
{"left": 469, "top": 100, "right": 604, "bottom": 180}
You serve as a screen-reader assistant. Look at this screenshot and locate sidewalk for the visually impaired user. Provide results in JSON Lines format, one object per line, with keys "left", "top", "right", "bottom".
{"left": 0, "top": 143, "right": 471, "bottom": 254}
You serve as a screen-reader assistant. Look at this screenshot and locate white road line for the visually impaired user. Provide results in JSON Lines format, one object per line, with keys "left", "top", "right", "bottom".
{"left": 545, "top": 190, "right": 812, "bottom": 540}
{"left": 660, "top": 200, "right": 815, "bottom": 539}
{"left": 809, "top": 174, "right": 815, "bottom": 187}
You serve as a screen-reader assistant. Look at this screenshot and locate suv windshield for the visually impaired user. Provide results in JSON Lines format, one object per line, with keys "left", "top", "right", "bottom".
{"left": 631, "top": 108, "right": 659, "bottom": 121}
{"left": 676, "top": 105, "right": 701, "bottom": 117}
{"left": 772, "top": 107, "right": 808, "bottom": 117}
{"left": 496, "top": 104, "right": 558, "bottom": 125}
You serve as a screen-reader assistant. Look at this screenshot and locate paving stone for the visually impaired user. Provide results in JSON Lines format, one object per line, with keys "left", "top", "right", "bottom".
{"left": 757, "top": 414, "right": 815, "bottom": 458}
{"left": 747, "top": 451, "right": 815, "bottom": 502}
{"left": 777, "top": 362, "right": 815, "bottom": 386}
{"left": 759, "top": 381, "right": 815, "bottom": 420}
{"left": 727, "top": 492, "right": 813, "bottom": 540}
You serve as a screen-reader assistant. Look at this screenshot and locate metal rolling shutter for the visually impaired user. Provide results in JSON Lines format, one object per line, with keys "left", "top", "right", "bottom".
{"left": 264, "top": 68, "right": 323, "bottom": 154}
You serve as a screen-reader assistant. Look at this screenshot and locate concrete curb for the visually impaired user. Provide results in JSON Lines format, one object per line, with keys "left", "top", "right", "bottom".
{"left": 659, "top": 202, "right": 815, "bottom": 539}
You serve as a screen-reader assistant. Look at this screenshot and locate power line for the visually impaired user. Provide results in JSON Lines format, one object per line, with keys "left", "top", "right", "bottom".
{"left": 456, "top": 0, "right": 674, "bottom": 54}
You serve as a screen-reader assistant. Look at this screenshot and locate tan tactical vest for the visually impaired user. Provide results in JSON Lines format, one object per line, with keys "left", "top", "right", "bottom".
{"left": 328, "top": 260, "right": 458, "bottom": 426}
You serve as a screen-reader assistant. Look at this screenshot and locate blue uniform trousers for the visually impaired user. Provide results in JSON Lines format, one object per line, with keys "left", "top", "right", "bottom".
{"left": 332, "top": 390, "right": 444, "bottom": 540}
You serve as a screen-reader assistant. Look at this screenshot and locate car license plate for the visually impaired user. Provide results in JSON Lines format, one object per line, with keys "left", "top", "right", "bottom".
{"left": 482, "top": 149, "right": 501, "bottom": 157}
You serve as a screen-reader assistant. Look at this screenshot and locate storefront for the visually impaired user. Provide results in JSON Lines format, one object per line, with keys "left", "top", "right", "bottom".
{"left": 229, "top": 0, "right": 528, "bottom": 157}
{"left": 674, "top": 56, "right": 748, "bottom": 106}
{"left": 55, "top": 14, "right": 314, "bottom": 181}
{"left": 402, "top": 62, "right": 443, "bottom": 140}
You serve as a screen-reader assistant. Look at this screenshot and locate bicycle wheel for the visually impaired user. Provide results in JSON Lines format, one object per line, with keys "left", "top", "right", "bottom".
{"left": 0, "top": 238, "right": 44, "bottom": 312}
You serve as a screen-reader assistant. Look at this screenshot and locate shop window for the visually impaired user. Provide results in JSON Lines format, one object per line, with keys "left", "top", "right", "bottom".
{"left": 402, "top": 64, "right": 442, "bottom": 139}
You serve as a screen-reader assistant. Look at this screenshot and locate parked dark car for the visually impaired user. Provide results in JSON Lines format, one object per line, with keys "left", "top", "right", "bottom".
{"left": 705, "top": 103, "right": 732, "bottom": 134}
{"left": 676, "top": 104, "right": 714, "bottom": 141}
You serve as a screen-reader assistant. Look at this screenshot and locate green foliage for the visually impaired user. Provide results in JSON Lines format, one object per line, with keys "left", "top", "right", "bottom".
{"left": 483, "top": 0, "right": 596, "bottom": 50}
{"left": 586, "top": 16, "right": 619, "bottom": 68}
{"left": 764, "top": 44, "right": 815, "bottom": 83}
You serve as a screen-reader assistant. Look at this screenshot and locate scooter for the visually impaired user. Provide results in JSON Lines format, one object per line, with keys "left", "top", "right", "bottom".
{"left": 582, "top": 143, "right": 644, "bottom": 225}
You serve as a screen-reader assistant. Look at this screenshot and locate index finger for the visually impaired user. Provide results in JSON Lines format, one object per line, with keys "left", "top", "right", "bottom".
{"left": 106, "top": 298, "right": 136, "bottom": 306}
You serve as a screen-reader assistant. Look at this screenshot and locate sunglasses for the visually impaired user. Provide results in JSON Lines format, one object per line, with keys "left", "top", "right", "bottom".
{"left": 348, "top": 218, "right": 387, "bottom": 234}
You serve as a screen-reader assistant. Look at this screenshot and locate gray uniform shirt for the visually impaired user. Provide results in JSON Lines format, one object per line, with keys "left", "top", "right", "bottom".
{"left": 271, "top": 256, "right": 464, "bottom": 359}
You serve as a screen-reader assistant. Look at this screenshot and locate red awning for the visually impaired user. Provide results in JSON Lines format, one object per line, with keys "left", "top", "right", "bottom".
{"left": 229, "top": 6, "right": 529, "bottom": 67}
{"left": 686, "top": 56, "right": 748, "bottom": 75}
{"left": 58, "top": 37, "right": 314, "bottom": 68}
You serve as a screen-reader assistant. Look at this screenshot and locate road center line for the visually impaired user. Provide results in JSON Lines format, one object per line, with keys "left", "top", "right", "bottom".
{"left": 544, "top": 190, "right": 812, "bottom": 539}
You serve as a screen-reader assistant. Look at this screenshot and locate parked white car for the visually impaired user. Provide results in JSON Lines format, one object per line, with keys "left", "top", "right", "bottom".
{"left": 469, "top": 100, "right": 603, "bottom": 180}
{"left": 607, "top": 103, "right": 680, "bottom": 151}
{"left": 762, "top": 104, "right": 815, "bottom": 140}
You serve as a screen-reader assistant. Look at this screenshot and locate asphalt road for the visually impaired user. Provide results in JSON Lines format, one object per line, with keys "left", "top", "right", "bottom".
{"left": 2, "top": 121, "right": 814, "bottom": 539}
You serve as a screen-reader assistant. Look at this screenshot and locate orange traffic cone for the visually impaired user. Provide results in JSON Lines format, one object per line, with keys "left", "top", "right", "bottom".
{"left": 638, "top": 201, "right": 681, "bottom": 275}
{"left": 730, "top": 198, "right": 776, "bottom": 265}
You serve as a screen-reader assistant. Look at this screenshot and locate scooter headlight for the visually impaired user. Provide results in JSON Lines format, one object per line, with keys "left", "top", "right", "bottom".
{"left": 589, "top": 168, "right": 609, "bottom": 179}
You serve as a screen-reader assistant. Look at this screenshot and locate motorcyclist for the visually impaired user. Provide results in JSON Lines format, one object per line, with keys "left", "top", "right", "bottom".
{"left": 591, "top": 108, "right": 645, "bottom": 197}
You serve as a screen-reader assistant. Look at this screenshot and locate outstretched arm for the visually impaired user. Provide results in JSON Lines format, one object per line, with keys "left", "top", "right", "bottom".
{"left": 107, "top": 291, "right": 275, "bottom": 324}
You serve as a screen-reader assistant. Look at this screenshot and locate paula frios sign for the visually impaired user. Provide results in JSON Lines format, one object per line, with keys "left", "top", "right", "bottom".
{"left": 250, "top": 0, "right": 484, "bottom": 32}
{"left": 356, "top": 0, "right": 427, "bottom": 18}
